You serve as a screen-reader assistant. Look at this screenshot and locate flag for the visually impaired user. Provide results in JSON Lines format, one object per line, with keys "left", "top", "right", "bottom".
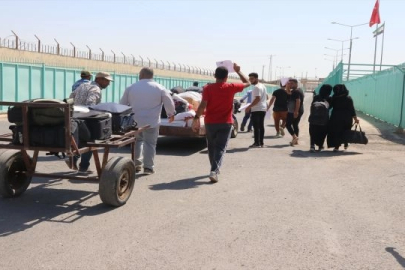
{"left": 373, "top": 23, "right": 385, "bottom": 37}
{"left": 369, "top": 0, "right": 381, "bottom": 27}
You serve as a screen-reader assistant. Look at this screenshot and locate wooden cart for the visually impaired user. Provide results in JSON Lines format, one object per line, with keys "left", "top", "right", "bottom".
{"left": 0, "top": 101, "right": 149, "bottom": 207}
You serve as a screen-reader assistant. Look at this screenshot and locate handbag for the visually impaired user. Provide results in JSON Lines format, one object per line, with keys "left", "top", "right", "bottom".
{"left": 345, "top": 124, "right": 368, "bottom": 145}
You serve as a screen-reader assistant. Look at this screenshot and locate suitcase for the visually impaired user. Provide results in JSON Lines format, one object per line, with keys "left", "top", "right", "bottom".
{"left": 88, "top": 103, "right": 136, "bottom": 134}
{"left": 74, "top": 111, "right": 112, "bottom": 140}
{"left": 10, "top": 121, "right": 80, "bottom": 148}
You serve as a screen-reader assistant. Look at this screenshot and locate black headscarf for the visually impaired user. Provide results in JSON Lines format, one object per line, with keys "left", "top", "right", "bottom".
{"left": 333, "top": 84, "right": 349, "bottom": 97}
{"left": 319, "top": 84, "right": 332, "bottom": 99}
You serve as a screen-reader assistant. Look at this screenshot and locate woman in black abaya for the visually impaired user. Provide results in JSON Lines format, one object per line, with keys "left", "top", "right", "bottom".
{"left": 327, "top": 84, "right": 359, "bottom": 151}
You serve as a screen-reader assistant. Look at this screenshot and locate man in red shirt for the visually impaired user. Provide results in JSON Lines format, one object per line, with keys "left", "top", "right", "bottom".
{"left": 192, "top": 63, "right": 250, "bottom": 183}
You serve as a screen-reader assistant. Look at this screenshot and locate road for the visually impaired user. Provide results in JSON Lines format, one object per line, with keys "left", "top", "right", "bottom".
{"left": 1, "top": 94, "right": 405, "bottom": 269}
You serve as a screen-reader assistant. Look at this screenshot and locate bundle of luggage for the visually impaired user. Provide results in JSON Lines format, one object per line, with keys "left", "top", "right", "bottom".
{"left": 7, "top": 99, "right": 137, "bottom": 149}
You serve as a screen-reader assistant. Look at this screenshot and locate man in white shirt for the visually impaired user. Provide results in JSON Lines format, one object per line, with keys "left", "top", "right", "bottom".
{"left": 245, "top": 73, "right": 268, "bottom": 148}
{"left": 120, "top": 67, "right": 175, "bottom": 174}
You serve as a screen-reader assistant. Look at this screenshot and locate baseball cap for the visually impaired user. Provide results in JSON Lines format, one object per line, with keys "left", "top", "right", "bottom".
{"left": 95, "top": 72, "right": 114, "bottom": 81}
{"left": 80, "top": 70, "right": 92, "bottom": 77}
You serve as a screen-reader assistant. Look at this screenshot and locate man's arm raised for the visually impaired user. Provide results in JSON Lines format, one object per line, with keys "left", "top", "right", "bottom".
{"left": 233, "top": 63, "right": 250, "bottom": 88}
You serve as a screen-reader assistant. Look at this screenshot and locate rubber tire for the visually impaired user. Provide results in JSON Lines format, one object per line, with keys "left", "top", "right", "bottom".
{"left": 231, "top": 115, "right": 238, "bottom": 138}
{"left": 99, "top": 156, "right": 136, "bottom": 207}
{"left": 0, "top": 150, "right": 32, "bottom": 198}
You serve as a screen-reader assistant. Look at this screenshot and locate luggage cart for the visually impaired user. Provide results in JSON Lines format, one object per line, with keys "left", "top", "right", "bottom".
{"left": 0, "top": 101, "right": 149, "bottom": 207}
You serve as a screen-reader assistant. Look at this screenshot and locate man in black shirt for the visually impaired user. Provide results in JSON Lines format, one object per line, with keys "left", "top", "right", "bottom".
{"left": 286, "top": 78, "right": 303, "bottom": 146}
{"left": 267, "top": 82, "right": 288, "bottom": 137}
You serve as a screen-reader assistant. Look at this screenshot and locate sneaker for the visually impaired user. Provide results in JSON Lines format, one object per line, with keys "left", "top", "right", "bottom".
{"left": 276, "top": 132, "right": 282, "bottom": 138}
{"left": 310, "top": 146, "right": 315, "bottom": 153}
{"left": 333, "top": 148, "right": 339, "bottom": 152}
{"left": 209, "top": 171, "right": 218, "bottom": 183}
{"left": 249, "top": 143, "right": 260, "bottom": 148}
{"left": 344, "top": 143, "right": 348, "bottom": 150}
{"left": 65, "top": 158, "right": 78, "bottom": 171}
{"left": 240, "top": 126, "right": 245, "bottom": 132}
{"left": 77, "top": 168, "right": 93, "bottom": 175}
{"left": 260, "top": 144, "right": 264, "bottom": 148}
{"left": 144, "top": 168, "right": 155, "bottom": 175}
{"left": 280, "top": 128, "right": 285, "bottom": 136}
{"left": 135, "top": 165, "right": 142, "bottom": 173}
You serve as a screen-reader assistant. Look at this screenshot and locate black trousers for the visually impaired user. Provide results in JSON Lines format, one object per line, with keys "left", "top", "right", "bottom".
{"left": 251, "top": 111, "right": 266, "bottom": 145}
{"left": 286, "top": 112, "right": 302, "bottom": 137}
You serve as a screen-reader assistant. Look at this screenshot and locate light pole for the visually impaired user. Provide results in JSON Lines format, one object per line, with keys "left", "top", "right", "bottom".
{"left": 324, "top": 47, "right": 340, "bottom": 67}
{"left": 331, "top": 22, "right": 368, "bottom": 80}
{"left": 327, "top": 37, "right": 359, "bottom": 62}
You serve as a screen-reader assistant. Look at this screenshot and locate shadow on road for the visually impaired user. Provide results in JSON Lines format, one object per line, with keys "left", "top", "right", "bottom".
{"left": 386, "top": 247, "right": 405, "bottom": 268}
{"left": 0, "top": 178, "right": 113, "bottom": 237}
{"left": 290, "top": 149, "right": 363, "bottom": 158}
{"left": 149, "top": 175, "right": 212, "bottom": 191}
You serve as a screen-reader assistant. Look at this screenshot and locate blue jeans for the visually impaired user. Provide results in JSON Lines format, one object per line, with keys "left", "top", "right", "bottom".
{"left": 74, "top": 151, "right": 93, "bottom": 171}
{"left": 241, "top": 111, "right": 253, "bottom": 131}
{"left": 205, "top": 123, "right": 232, "bottom": 173}
{"left": 135, "top": 127, "right": 159, "bottom": 170}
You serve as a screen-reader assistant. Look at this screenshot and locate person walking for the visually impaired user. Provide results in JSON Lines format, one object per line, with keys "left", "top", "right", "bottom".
{"left": 285, "top": 79, "right": 302, "bottom": 146}
{"left": 245, "top": 73, "right": 268, "bottom": 148}
{"left": 68, "top": 72, "right": 113, "bottom": 173}
{"left": 120, "top": 67, "right": 175, "bottom": 174}
{"left": 72, "top": 70, "right": 92, "bottom": 92}
{"left": 192, "top": 63, "right": 250, "bottom": 183}
{"left": 239, "top": 89, "right": 253, "bottom": 132}
{"left": 267, "top": 81, "right": 289, "bottom": 137}
{"left": 327, "top": 84, "right": 359, "bottom": 152}
{"left": 308, "top": 84, "right": 333, "bottom": 152}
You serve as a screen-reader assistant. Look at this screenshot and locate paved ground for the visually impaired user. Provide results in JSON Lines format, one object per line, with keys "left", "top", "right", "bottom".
{"left": 1, "top": 94, "right": 405, "bottom": 269}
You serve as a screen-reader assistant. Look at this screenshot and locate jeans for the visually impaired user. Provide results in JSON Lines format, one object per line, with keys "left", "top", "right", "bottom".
{"left": 135, "top": 127, "right": 159, "bottom": 170}
{"left": 205, "top": 123, "right": 232, "bottom": 173}
{"left": 251, "top": 111, "right": 266, "bottom": 145}
{"left": 286, "top": 112, "right": 303, "bottom": 137}
{"left": 74, "top": 151, "right": 93, "bottom": 171}
{"left": 241, "top": 111, "right": 253, "bottom": 131}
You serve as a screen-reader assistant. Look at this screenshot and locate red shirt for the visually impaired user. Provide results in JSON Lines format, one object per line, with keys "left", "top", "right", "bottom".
{"left": 202, "top": 82, "right": 244, "bottom": 124}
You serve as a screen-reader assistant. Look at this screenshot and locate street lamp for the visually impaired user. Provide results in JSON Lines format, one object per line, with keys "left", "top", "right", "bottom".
{"left": 327, "top": 37, "right": 359, "bottom": 62}
{"left": 331, "top": 22, "right": 368, "bottom": 80}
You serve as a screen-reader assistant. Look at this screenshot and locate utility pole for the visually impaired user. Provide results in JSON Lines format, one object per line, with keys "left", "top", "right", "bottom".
{"left": 268, "top": 55, "right": 275, "bottom": 81}
{"left": 262, "top": 65, "right": 265, "bottom": 81}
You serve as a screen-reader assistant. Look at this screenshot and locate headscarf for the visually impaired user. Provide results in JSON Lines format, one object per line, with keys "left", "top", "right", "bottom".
{"left": 333, "top": 84, "right": 349, "bottom": 97}
{"left": 319, "top": 84, "right": 332, "bottom": 99}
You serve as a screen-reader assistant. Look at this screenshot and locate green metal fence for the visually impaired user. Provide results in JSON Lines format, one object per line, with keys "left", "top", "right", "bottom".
{"left": 0, "top": 62, "right": 278, "bottom": 111}
{"left": 315, "top": 61, "right": 405, "bottom": 128}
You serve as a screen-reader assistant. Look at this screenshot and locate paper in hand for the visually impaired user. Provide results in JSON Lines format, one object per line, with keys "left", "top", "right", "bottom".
{"left": 216, "top": 60, "right": 235, "bottom": 73}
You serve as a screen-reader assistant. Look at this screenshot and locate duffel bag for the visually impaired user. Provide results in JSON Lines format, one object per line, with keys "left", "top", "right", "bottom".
{"left": 7, "top": 98, "right": 74, "bottom": 126}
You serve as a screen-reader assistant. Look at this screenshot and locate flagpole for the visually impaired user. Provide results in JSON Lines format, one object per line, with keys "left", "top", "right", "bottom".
{"left": 373, "top": 24, "right": 379, "bottom": 73}
{"left": 379, "top": 22, "right": 385, "bottom": 71}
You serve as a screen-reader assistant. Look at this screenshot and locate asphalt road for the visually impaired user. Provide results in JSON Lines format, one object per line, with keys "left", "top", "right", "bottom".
{"left": 1, "top": 94, "right": 405, "bottom": 270}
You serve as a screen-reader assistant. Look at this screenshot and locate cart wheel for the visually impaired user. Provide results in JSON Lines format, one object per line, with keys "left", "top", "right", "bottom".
{"left": 99, "top": 156, "right": 136, "bottom": 207}
{"left": 0, "top": 150, "right": 32, "bottom": 198}
{"left": 231, "top": 116, "right": 238, "bottom": 138}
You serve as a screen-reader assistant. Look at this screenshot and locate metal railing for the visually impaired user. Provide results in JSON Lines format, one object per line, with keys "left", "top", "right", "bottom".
{"left": 0, "top": 35, "right": 241, "bottom": 79}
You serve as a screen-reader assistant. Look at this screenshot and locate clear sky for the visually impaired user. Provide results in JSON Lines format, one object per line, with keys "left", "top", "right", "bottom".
{"left": 0, "top": 0, "right": 403, "bottom": 80}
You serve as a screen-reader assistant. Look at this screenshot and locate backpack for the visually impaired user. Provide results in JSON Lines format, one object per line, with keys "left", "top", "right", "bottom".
{"left": 308, "top": 100, "right": 329, "bottom": 126}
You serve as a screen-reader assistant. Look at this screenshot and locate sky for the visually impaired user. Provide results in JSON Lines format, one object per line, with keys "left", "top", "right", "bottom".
{"left": 0, "top": 0, "right": 403, "bottom": 80}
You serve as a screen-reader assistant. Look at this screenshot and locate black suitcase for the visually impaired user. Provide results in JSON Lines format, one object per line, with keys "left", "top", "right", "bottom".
{"left": 89, "top": 103, "right": 135, "bottom": 134}
{"left": 74, "top": 111, "right": 112, "bottom": 140}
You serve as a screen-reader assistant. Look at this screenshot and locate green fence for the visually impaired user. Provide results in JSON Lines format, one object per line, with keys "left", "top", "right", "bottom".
{"left": 0, "top": 62, "right": 278, "bottom": 111}
{"left": 315, "top": 62, "right": 405, "bottom": 128}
